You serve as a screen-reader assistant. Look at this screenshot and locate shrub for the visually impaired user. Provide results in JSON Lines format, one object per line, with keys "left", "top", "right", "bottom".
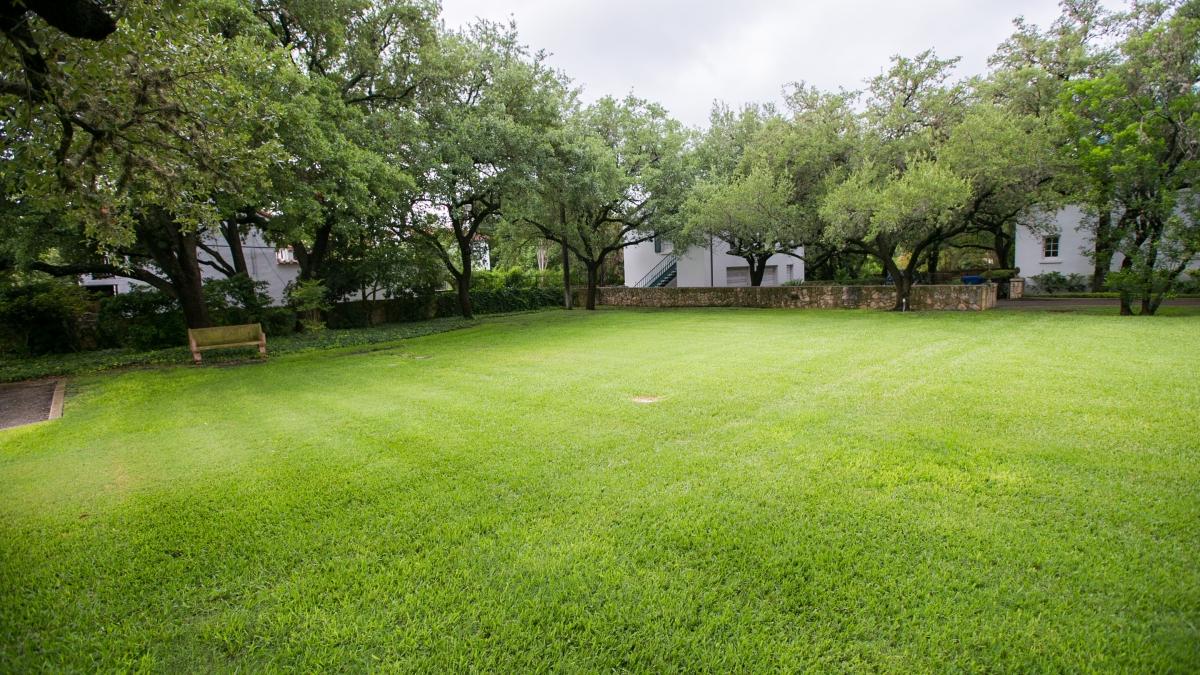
{"left": 204, "top": 275, "right": 295, "bottom": 336}
{"left": 434, "top": 287, "right": 562, "bottom": 316}
{"left": 472, "top": 267, "right": 563, "bottom": 291}
{"left": 1174, "top": 271, "right": 1200, "bottom": 294}
{"left": 204, "top": 275, "right": 270, "bottom": 324}
{"left": 0, "top": 278, "right": 92, "bottom": 355}
{"left": 327, "top": 292, "right": 437, "bottom": 329}
{"left": 287, "top": 279, "right": 331, "bottom": 332}
{"left": 983, "top": 268, "right": 1019, "bottom": 282}
{"left": 98, "top": 288, "right": 187, "bottom": 351}
{"left": 1029, "top": 271, "right": 1091, "bottom": 294}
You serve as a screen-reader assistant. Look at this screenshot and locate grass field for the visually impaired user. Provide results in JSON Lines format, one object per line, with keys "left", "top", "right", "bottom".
{"left": 2, "top": 308, "right": 1198, "bottom": 671}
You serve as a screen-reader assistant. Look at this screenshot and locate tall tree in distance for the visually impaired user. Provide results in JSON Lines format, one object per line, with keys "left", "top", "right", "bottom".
{"left": 679, "top": 104, "right": 804, "bottom": 286}
{"left": 987, "top": 0, "right": 1119, "bottom": 286}
{"left": 249, "top": 0, "right": 438, "bottom": 286}
{"left": 514, "top": 95, "right": 691, "bottom": 309}
{"left": 1059, "top": 0, "right": 1200, "bottom": 315}
{"left": 819, "top": 51, "right": 975, "bottom": 310}
{"left": 406, "top": 20, "right": 569, "bottom": 318}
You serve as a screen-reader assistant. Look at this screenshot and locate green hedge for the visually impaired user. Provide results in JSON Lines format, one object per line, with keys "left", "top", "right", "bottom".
{"left": 100, "top": 286, "right": 297, "bottom": 350}
{"left": 0, "top": 279, "right": 93, "bottom": 355}
{"left": 328, "top": 287, "right": 563, "bottom": 328}
{"left": 434, "top": 287, "right": 563, "bottom": 316}
{"left": 327, "top": 294, "right": 437, "bottom": 329}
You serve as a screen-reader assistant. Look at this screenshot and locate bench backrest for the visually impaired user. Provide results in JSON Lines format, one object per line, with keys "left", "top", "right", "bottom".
{"left": 189, "top": 323, "right": 263, "bottom": 347}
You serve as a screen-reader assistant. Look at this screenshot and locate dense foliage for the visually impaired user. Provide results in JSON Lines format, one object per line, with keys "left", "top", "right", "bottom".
{"left": 0, "top": 0, "right": 1196, "bottom": 353}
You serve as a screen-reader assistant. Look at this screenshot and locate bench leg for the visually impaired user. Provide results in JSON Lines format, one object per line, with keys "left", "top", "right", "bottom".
{"left": 192, "top": 349, "right": 202, "bottom": 365}
{"left": 259, "top": 337, "right": 267, "bottom": 359}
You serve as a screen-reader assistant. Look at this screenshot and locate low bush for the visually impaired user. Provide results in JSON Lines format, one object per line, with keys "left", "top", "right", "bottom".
{"left": 472, "top": 267, "right": 564, "bottom": 291}
{"left": 287, "top": 279, "right": 331, "bottom": 332}
{"left": 327, "top": 292, "right": 437, "bottom": 329}
{"left": 99, "top": 278, "right": 298, "bottom": 351}
{"left": 98, "top": 288, "right": 187, "bottom": 351}
{"left": 0, "top": 277, "right": 93, "bottom": 355}
{"left": 983, "top": 268, "right": 1019, "bottom": 282}
{"left": 205, "top": 275, "right": 297, "bottom": 336}
{"left": 1029, "top": 271, "right": 1091, "bottom": 294}
{"left": 434, "top": 287, "right": 562, "bottom": 316}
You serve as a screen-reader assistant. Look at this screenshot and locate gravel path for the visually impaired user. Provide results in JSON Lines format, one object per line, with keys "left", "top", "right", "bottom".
{"left": 0, "top": 380, "right": 62, "bottom": 430}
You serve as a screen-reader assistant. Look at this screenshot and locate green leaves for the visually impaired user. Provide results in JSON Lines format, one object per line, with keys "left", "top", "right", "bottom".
{"left": 1053, "top": 0, "right": 1200, "bottom": 311}
{"left": 820, "top": 158, "right": 970, "bottom": 243}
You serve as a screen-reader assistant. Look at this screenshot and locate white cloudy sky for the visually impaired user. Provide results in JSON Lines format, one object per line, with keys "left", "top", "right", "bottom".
{"left": 438, "top": 0, "right": 1106, "bottom": 128}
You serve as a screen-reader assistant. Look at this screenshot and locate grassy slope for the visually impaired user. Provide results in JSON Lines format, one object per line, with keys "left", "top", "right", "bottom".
{"left": 1, "top": 308, "right": 1197, "bottom": 671}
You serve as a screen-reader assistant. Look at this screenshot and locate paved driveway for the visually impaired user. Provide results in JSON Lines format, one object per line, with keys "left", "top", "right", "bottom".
{"left": 998, "top": 297, "right": 1200, "bottom": 311}
{"left": 0, "top": 380, "right": 63, "bottom": 430}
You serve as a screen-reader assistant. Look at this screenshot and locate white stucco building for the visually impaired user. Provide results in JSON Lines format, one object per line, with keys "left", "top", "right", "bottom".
{"left": 1014, "top": 206, "right": 1120, "bottom": 283}
{"left": 1015, "top": 205, "right": 1199, "bottom": 291}
{"left": 81, "top": 229, "right": 300, "bottom": 304}
{"left": 623, "top": 237, "right": 804, "bottom": 288}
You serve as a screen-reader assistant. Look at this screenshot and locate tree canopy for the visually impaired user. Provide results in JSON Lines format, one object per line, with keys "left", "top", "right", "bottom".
{"left": 1, "top": 0, "right": 1195, "bottom": 325}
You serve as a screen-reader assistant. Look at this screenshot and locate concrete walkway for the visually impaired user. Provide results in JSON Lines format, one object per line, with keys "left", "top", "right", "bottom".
{"left": 0, "top": 379, "right": 64, "bottom": 430}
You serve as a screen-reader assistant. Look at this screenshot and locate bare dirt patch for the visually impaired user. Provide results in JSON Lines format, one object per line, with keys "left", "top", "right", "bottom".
{"left": 631, "top": 395, "right": 663, "bottom": 404}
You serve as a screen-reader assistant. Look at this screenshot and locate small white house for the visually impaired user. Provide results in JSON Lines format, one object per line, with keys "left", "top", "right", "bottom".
{"left": 1014, "top": 206, "right": 1122, "bottom": 283}
{"left": 624, "top": 237, "right": 804, "bottom": 288}
{"left": 1015, "top": 205, "right": 1199, "bottom": 291}
{"left": 81, "top": 229, "right": 300, "bottom": 303}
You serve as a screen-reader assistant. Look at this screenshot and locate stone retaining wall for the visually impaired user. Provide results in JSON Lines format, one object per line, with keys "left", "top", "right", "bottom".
{"left": 583, "top": 284, "right": 997, "bottom": 311}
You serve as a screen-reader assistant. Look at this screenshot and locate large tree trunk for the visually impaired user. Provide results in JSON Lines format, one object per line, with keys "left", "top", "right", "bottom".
{"left": 1147, "top": 291, "right": 1166, "bottom": 316}
{"left": 926, "top": 246, "right": 940, "bottom": 282}
{"left": 584, "top": 262, "right": 599, "bottom": 310}
{"left": 1117, "top": 249, "right": 1134, "bottom": 315}
{"left": 748, "top": 255, "right": 768, "bottom": 287}
{"left": 456, "top": 238, "right": 474, "bottom": 319}
{"left": 1091, "top": 211, "right": 1114, "bottom": 292}
{"left": 455, "top": 275, "right": 473, "bottom": 319}
{"left": 174, "top": 269, "right": 210, "bottom": 328}
{"left": 295, "top": 216, "right": 334, "bottom": 281}
{"left": 221, "top": 221, "right": 249, "bottom": 277}
{"left": 994, "top": 226, "right": 1014, "bottom": 270}
{"left": 140, "top": 209, "right": 211, "bottom": 328}
{"left": 562, "top": 240, "right": 573, "bottom": 310}
{"left": 883, "top": 257, "right": 911, "bottom": 311}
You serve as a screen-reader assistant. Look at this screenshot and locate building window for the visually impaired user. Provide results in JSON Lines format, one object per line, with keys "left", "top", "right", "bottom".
{"left": 1042, "top": 235, "right": 1060, "bottom": 259}
{"left": 785, "top": 264, "right": 794, "bottom": 281}
{"left": 653, "top": 236, "right": 672, "bottom": 254}
{"left": 276, "top": 246, "right": 298, "bottom": 265}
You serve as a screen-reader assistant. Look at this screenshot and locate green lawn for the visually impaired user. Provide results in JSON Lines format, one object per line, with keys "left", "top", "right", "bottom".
{"left": 2, "top": 308, "right": 1198, "bottom": 671}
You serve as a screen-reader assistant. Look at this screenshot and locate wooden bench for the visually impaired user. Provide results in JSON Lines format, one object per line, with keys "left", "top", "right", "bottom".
{"left": 187, "top": 323, "right": 267, "bottom": 365}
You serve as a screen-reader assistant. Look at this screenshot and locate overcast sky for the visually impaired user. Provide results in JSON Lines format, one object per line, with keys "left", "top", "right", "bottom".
{"left": 438, "top": 0, "right": 1099, "bottom": 128}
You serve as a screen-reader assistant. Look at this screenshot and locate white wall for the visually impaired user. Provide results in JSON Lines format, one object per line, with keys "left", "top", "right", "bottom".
{"left": 1014, "top": 206, "right": 1122, "bottom": 282}
{"left": 623, "top": 238, "right": 804, "bottom": 288}
{"left": 214, "top": 230, "right": 299, "bottom": 304}
{"left": 623, "top": 238, "right": 672, "bottom": 287}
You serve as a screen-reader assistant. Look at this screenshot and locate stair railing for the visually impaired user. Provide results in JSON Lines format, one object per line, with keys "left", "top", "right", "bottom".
{"left": 633, "top": 254, "right": 677, "bottom": 287}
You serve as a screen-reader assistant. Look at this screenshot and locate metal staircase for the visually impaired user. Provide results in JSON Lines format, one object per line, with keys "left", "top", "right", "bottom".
{"left": 634, "top": 255, "right": 677, "bottom": 288}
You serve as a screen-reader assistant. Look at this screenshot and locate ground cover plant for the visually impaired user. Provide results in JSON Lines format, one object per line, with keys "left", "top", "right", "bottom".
{"left": 1, "top": 308, "right": 1198, "bottom": 671}
{"left": 0, "top": 317, "right": 476, "bottom": 384}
